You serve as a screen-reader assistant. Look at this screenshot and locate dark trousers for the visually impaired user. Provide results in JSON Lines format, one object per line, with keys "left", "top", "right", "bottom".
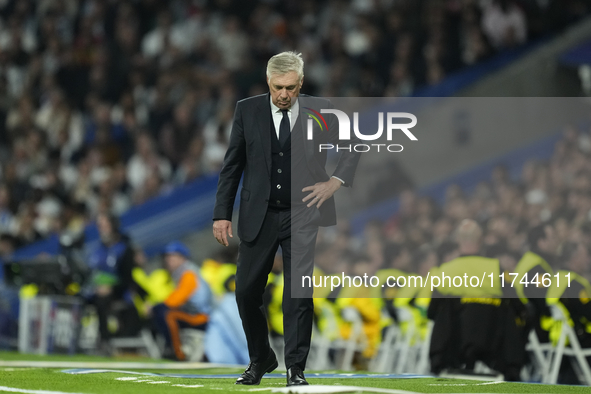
{"left": 93, "top": 293, "right": 141, "bottom": 341}
{"left": 152, "top": 303, "right": 208, "bottom": 361}
{"left": 95, "top": 294, "right": 113, "bottom": 341}
{"left": 235, "top": 205, "right": 319, "bottom": 370}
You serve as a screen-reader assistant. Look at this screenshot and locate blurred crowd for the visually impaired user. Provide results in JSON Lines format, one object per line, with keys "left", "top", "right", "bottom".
{"left": 0, "top": 0, "right": 589, "bottom": 255}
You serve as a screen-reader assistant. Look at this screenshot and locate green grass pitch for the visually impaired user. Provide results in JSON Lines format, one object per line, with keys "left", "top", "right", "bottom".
{"left": 0, "top": 351, "right": 589, "bottom": 394}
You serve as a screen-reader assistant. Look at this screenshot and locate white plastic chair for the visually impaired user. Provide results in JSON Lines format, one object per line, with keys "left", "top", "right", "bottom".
{"left": 309, "top": 307, "right": 367, "bottom": 371}
{"left": 545, "top": 305, "right": 591, "bottom": 385}
{"left": 179, "top": 328, "right": 206, "bottom": 361}
{"left": 110, "top": 328, "right": 161, "bottom": 359}
{"left": 415, "top": 320, "right": 433, "bottom": 375}
{"left": 524, "top": 329, "right": 553, "bottom": 381}
{"left": 308, "top": 324, "right": 334, "bottom": 371}
{"left": 369, "top": 323, "right": 399, "bottom": 373}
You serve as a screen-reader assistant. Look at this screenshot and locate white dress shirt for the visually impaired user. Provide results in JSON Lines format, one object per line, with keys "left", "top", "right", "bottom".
{"left": 270, "top": 96, "right": 299, "bottom": 139}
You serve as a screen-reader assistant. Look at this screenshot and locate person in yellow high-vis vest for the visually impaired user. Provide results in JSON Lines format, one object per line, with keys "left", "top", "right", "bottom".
{"left": 515, "top": 223, "right": 558, "bottom": 343}
{"left": 428, "top": 219, "right": 524, "bottom": 381}
{"left": 544, "top": 241, "right": 591, "bottom": 384}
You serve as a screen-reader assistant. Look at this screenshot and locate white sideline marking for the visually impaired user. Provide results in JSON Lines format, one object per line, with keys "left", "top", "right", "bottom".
{"left": 271, "top": 385, "right": 417, "bottom": 394}
{"left": 146, "top": 381, "right": 170, "bottom": 384}
{"left": 72, "top": 369, "right": 156, "bottom": 376}
{"left": 115, "top": 377, "right": 138, "bottom": 381}
{"left": 0, "top": 386, "right": 88, "bottom": 394}
{"left": 0, "top": 361, "right": 244, "bottom": 370}
{"left": 428, "top": 381, "right": 504, "bottom": 386}
{"left": 438, "top": 372, "right": 503, "bottom": 382}
{"left": 171, "top": 384, "right": 204, "bottom": 388}
{"left": 269, "top": 387, "right": 548, "bottom": 394}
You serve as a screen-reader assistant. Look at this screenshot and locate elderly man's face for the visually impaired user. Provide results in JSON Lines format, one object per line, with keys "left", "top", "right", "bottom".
{"left": 267, "top": 71, "right": 302, "bottom": 109}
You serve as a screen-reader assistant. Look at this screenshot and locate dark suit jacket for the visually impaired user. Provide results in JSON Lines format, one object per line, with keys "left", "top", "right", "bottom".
{"left": 213, "top": 93, "right": 360, "bottom": 243}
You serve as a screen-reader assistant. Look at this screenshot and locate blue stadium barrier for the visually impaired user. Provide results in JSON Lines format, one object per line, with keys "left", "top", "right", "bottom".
{"left": 560, "top": 38, "right": 591, "bottom": 66}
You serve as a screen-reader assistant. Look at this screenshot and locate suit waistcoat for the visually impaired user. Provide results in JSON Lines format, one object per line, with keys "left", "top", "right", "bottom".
{"left": 269, "top": 122, "right": 291, "bottom": 209}
{"left": 268, "top": 111, "right": 315, "bottom": 210}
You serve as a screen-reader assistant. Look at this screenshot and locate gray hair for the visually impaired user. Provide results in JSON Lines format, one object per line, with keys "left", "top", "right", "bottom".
{"left": 266, "top": 51, "right": 304, "bottom": 81}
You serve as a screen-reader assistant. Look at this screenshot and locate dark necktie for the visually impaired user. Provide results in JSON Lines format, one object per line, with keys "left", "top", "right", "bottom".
{"left": 279, "top": 109, "right": 290, "bottom": 147}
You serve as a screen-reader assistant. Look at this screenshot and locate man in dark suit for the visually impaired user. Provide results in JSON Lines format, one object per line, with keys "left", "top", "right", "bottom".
{"left": 213, "top": 51, "right": 360, "bottom": 386}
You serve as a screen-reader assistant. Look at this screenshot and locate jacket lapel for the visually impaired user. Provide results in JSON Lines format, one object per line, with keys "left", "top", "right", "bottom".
{"left": 255, "top": 94, "right": 272, "bottom": 176}
{"left": 297, "top": 95, "right": 328, "bottom": 181}
{"left": 298, "top": 95, "right": 315, "bottom": 162}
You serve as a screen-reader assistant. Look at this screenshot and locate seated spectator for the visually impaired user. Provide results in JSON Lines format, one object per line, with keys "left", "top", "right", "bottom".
{"left": 126, "top": 132, "right": 171, "bottom": 192}
{"left": 13, "top": 203, "right": 42, "bottom": 246}
{"left": 86, "top": 212, "right": 140, "bottom": 353}
{"left": 173, "top": 136, "right": 205, "bottom": 185}
{"left": 202, "top": 107, "right": 232, "bottom": 173}
{"left": 428, "top": 220, "right": 524, "bottom": 380}
{"left": 151, "top": 241, "right": 212, "bottom": 361}
{"left": 514, "top": 223, "right": 557, "bottom": 343}
{"left": 0, "top": 234, "right": 17, "bottom": 259}
{"left": 0, "top": 184, "right": 15, "bottom": 235}
{"left": 481, "top": 0, "right": 527, "bottom": 49}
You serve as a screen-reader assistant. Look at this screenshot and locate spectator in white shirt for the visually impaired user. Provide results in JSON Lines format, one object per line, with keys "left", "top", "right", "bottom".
{"left": 126, "top": 132, "right": 171, "bottom": 192}
{"left": 481, "top": 0, "right": 527, "bottom": 50}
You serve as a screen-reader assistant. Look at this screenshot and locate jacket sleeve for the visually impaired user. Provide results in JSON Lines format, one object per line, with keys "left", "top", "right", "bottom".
{"left": 213, "top": 101, "right": 247, "bottom": 221}
{"left": 325, "top": 101, "right": 361, "bottom": 187}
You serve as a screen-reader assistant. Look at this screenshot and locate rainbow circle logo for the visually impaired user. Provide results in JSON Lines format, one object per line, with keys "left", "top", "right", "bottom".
{"left": 303, "top": 107, "right": 328, "bottom": 132}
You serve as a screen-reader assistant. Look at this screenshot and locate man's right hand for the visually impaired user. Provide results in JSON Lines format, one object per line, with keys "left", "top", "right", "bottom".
{"left": 213, "top": 220, "right": 233, "bottom": 246}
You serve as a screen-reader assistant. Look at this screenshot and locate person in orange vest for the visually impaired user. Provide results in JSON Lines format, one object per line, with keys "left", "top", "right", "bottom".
{"left": 151, "top": 241, "right": 213, "bottom": 361}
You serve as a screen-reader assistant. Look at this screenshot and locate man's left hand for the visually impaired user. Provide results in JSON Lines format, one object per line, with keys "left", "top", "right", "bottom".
{"left": 302, "top": 178, "right": 342, "bottom": 208}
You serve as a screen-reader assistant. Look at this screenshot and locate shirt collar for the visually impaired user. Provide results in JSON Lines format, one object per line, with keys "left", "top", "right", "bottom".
{"left": 270, "top": 96, "right": 299, "bottom": 114}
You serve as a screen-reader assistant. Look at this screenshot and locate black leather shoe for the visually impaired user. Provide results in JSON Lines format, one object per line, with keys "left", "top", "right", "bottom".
{"left": 286, "top": 366, "right": 309, "bottom": 386}
{"left": 235, "top": 350, "right": 278, "bottom": 385}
